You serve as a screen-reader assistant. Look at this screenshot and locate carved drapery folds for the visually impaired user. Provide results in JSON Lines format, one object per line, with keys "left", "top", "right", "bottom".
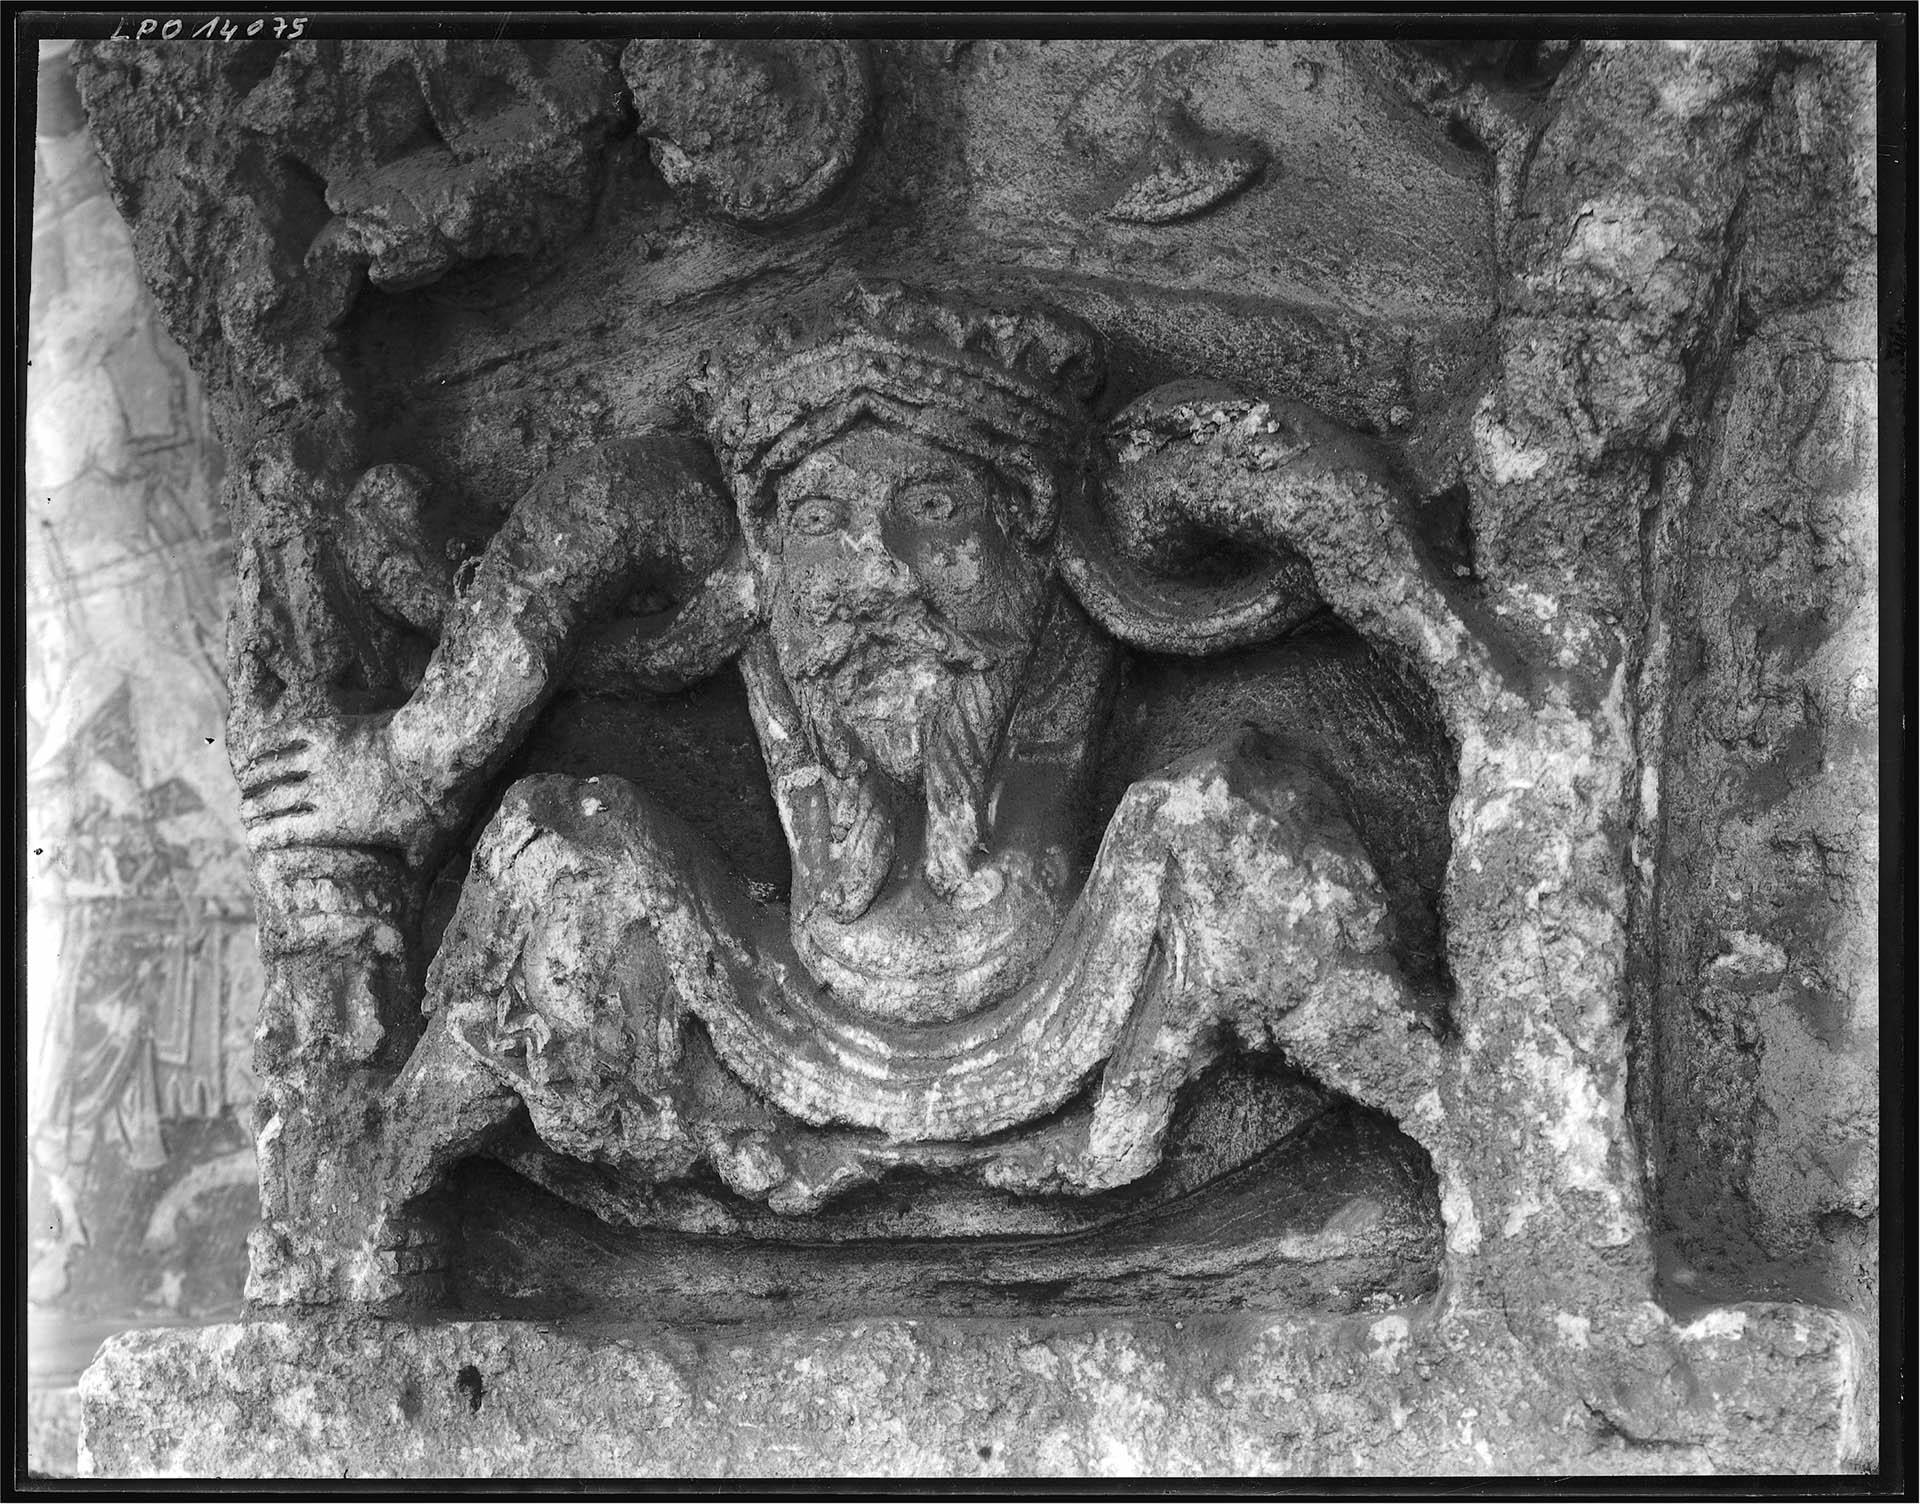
{"left": 72, "top": 32, "right": 1874, "bottom": 1474}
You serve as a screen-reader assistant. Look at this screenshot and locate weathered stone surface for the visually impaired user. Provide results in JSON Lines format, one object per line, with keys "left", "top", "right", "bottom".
{"left": 63, "top": 28, "right": 1883, "bottom": 1482}
{"left": 1639, "top": 42, "right": 1880, "bottom": 1328}
{"left": 243, "top": 41, "right": 629, "bottom": 292}
{"left": 80, "top": 1306, "right": 1869, "bottom": 1478}
{"left": 624, "top": 40, "right": 875, "bottom": 226}
{"left": 199, "top": 282, "right": 1470, "bottom": 1313}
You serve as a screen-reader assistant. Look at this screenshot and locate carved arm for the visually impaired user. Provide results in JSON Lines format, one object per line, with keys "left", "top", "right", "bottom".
{"left": 1059, "top": 381, "right": 1518, "bottom": 715}
{"left": 236, "top": 434, "right": 757, "bottom": 870}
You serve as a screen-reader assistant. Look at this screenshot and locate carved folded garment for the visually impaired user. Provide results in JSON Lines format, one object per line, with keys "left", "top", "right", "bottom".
{"left": 426, "top": 727, "right": 1430, "bottom": 1170}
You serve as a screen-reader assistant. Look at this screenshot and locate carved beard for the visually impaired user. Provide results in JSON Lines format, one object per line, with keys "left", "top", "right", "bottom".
{"left": 783, "top": 600, "right": 1037, "bottom": 902}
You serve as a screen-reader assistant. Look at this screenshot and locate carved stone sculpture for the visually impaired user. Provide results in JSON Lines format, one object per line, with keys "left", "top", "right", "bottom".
{"left": 64, "top": 30, "right": 1880, "bottom": 1480}
{"left": 232, "top": 282, "right": 1451, "bottom": 1247}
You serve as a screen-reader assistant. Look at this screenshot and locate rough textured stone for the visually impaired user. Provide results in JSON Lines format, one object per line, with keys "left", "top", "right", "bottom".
{"left": 1640, "top": 43, "right": 1880, "bottom": 1328}
{"left": 623, "top": 40, "right": 875, "bottom": 226}
{"left": 63, "top": 30, "right": 1882, "bottom": 1481}
{"left": 80, "top": 1307, "right": 1869, "bottom": 1478}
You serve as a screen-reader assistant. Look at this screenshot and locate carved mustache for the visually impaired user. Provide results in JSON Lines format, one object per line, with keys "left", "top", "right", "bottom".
{"left": 785, "top": 601, "right": 1025, "bottom": 681}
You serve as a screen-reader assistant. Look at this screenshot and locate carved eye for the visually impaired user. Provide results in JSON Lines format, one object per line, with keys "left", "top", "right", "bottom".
{"left": 904, "top": 485, "right": 961, "bottom": 523}
{"left": 791, "top": 497, "right": 847, "bottom": 537}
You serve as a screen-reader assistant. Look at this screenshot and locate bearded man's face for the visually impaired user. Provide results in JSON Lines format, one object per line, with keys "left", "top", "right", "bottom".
{"left": 764, "top": 422, "right": 1051, "bottom": 788}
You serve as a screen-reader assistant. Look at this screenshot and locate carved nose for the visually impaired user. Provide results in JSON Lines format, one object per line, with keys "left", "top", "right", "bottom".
{"left": 845, "top": 533, "right": 914, "bottom": 600}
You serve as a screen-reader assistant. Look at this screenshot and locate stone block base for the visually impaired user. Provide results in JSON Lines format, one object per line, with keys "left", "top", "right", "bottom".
{"left": 79, "top": 1300, "right": 1872, "bottom": 1478}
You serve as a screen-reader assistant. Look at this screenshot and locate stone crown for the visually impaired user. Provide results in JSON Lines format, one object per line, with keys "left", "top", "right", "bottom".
{"left": 698, "top": 282, "right": 1107, "bottom": 533}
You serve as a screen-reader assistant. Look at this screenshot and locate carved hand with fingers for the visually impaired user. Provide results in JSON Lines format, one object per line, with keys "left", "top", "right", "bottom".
{"left": 236, "top": 711, "right": 447, "bottom": 867}
{"left": 238, "top": 434, "right": 757, "bottom": 878}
